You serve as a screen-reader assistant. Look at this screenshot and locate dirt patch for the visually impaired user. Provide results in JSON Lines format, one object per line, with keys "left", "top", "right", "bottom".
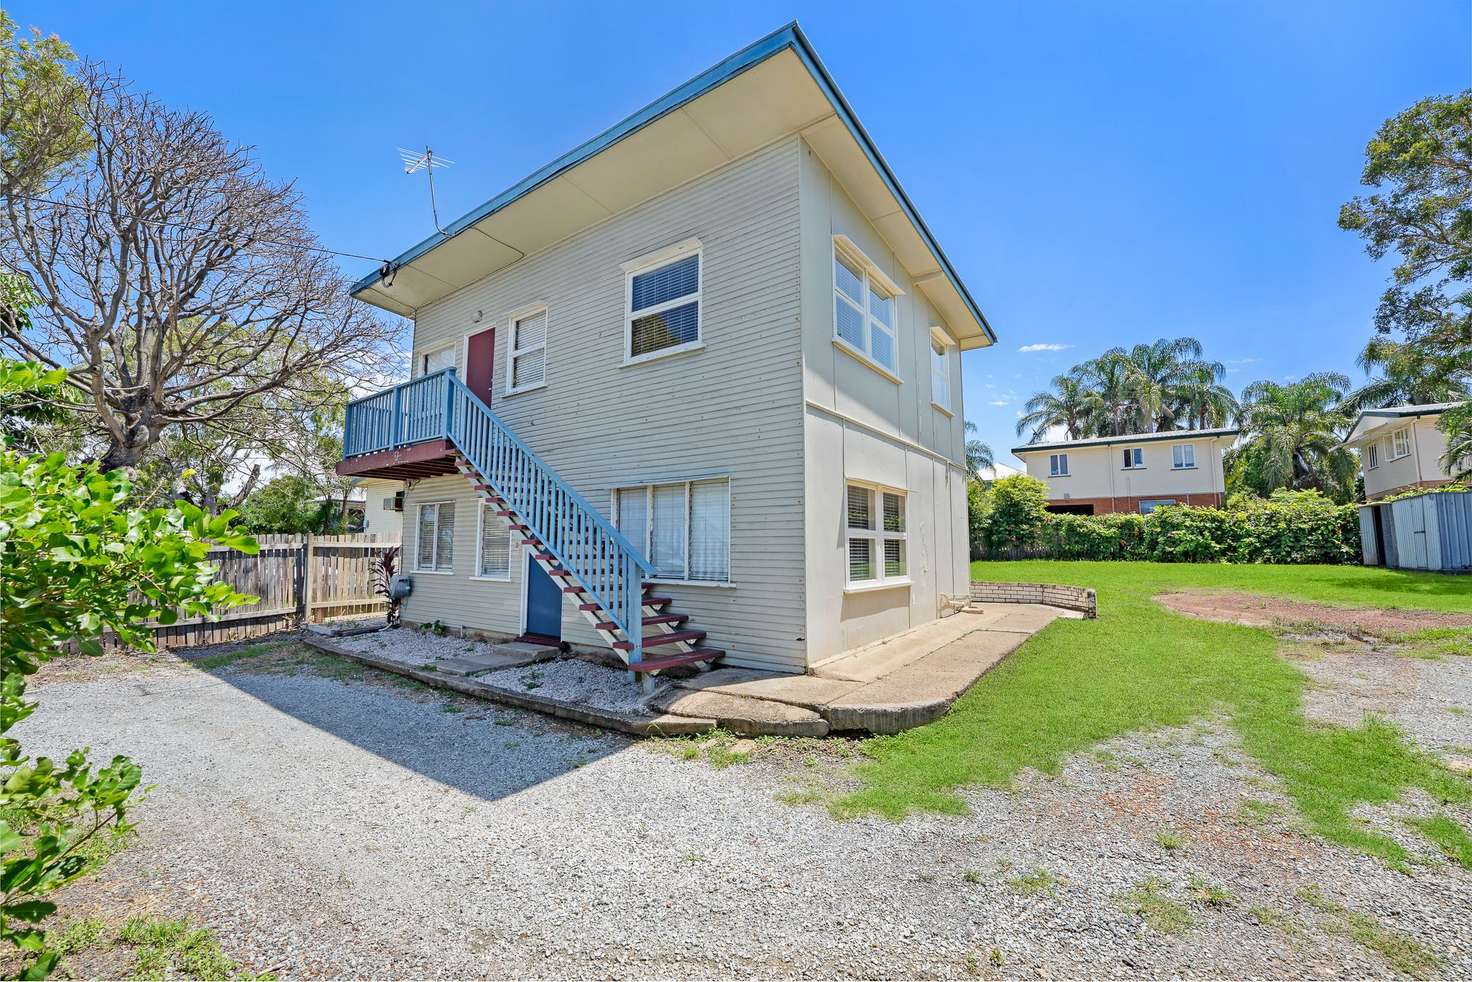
{"left": 1156, "top": 590, "right": 1472, "bottom": 637}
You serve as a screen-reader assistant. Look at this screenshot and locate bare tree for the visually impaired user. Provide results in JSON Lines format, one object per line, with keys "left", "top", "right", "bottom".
{"left": 0, "top": 66, "right": 402, "bottom": 470}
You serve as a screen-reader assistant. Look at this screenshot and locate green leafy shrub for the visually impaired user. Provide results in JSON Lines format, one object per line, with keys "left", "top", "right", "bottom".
{"left": 983, "top": 475, "right": 1049, "bottom": 549}
{"left": 0, "top": 361, "right": 256, "bottom": 979}
{"left": 975, "top": 488, "right": 1360, "bottom": 565}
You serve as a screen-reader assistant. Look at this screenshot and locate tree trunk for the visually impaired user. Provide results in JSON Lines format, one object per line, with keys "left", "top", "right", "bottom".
{"left": 98, "top": 437, "right": 146, "bottom": 473}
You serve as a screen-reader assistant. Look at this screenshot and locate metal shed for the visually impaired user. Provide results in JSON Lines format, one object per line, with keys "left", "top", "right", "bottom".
{"left": 1359, "top": 490, "right": 1472, "bottom": 572}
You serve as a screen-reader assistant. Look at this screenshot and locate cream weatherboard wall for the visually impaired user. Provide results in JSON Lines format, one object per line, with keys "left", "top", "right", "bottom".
{"left": 1017, "top": 438, "right": 1228, "bottom": 503}
{"left": 357, "top": 478, "right": 403, "bottom": 539}
{"left": 398, "top": 138, "right": 808, "bottom": 673}
{"left": 1358, "top": 415, "right": 1453, "bottom": 499}
{"left": 797, "top": 139, "right": 971, "bottom": 662}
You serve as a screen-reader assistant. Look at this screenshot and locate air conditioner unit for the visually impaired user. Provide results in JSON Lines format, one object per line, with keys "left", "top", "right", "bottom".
{"left": 389, "top": 492, "right": 405, "bottom": 512}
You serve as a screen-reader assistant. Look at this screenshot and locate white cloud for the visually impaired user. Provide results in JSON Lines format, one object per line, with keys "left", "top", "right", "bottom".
{"left": 1018, "top": 343, "right": 1072, "bottom": 353}
{"left": 989, "top": 399, "right": 1010, "bottom": 407}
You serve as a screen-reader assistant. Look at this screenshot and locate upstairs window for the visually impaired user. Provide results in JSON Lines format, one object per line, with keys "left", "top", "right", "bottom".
{"left": 1367, "top": 443, "right": 1379, "bottom": 469}
{"left": 833, "top": 243, "right": 898, "bottom": 374}
{"left": 625, "top": 242, "right": 701, "bottom": 363}
{"left": 415, "top": 502, "right": 455, "bottom": 572}
{"left": 476, "top": 502, "right": 512, "bottom": 580}
{"left": 1122, "top": 447, "right": 1144, "bottom": 469}
{"left": 930, "top": 331, "right": 951, "bottom": 410}
{"left": 1049, "top": 453, "right": 1069, "bottom": 477}
{"left": 1390, "top": 427, "right": 1411, "bottom": 459}
{"left": 614, "top": 477, "right": 730, "bottom": 583}
{"left": 507, "top": 306, "right": 547, "bottom": 393}
{"left": 846, "top": 484, "right": 907, "bottom": 585}
{"left": 1172, "top": 444, "right": 1196, "bottom": 469}
{"left": 417, "top": 345, "right": 455, "bottom": 377}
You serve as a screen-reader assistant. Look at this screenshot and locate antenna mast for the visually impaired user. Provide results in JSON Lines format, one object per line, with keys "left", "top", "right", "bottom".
{"left": 398, "top": 146, "right": 455, "bottom": 235}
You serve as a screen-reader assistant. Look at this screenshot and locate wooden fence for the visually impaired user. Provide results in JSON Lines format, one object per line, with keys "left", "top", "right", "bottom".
{"left": 146, "top": 533, "right": 399, "bottom": 649}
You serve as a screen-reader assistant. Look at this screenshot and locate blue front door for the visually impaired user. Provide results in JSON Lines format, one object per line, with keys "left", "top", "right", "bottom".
{"left": 524, "top": 557, "right": 562, "bottom": 640}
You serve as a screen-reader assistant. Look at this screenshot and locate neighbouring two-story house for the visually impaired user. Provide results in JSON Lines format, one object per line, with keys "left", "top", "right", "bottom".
{"left": 1343, "top": 402, "right": 1465, "bottom": 501}
{"left": 1012, "top": 428, "right": 1237, "bottom": 514}
{"left": 336, "top": 24, "right": 995, "bottom": 678}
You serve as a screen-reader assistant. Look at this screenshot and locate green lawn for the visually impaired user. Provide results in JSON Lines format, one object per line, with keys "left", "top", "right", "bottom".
{"left": 837, "top": 561, "right": 1472, "bottom": 869}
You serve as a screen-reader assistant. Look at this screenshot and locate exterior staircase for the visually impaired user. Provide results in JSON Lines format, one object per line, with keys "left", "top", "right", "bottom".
{"left": 343, "top": 368, "right": 723, "bottom": 679}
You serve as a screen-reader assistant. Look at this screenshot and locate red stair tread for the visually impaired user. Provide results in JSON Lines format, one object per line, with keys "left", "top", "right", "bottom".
{"left": 642, "top": 596, "right": 672, "bottom": 608}
{"left": 578, "top": 603, "right": 602, "bottom": 612}
{"left": 532, "top": 552, "right": 557, "bottom": 562}
{"left": 613, "top": 629, "right": 704, "bottom": 651}
{"left": 561, "top": 586, "right": 584, "bottom": 594}
{"left": 628, "top": 649, "right": 725, "bottom": 673}
{"left": 593, "top": 614, "right": 687, "bottom": 632}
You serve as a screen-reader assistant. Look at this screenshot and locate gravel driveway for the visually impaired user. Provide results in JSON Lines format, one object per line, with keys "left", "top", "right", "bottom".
{"left": 19, "top": 644, "right": 1472, "bottom": 979}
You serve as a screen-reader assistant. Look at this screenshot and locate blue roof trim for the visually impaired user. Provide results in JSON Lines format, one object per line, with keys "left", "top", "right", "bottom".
{"left": 353, "top": 23, "right": 996, "bottom": 344}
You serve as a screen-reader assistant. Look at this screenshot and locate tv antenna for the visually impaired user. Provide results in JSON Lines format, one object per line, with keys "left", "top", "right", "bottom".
{"left": 398, "top": 146, "right": 454, "bottom": 235}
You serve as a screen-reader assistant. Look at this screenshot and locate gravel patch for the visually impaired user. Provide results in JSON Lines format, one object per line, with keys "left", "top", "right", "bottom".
{"left": 335, "top": 625, "right": 505, "bottom": 668}
{"left": 16, "top": 652, "right": 1472, "bottom": 979}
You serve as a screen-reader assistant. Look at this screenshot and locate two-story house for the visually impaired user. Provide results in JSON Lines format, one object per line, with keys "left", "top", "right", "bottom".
{"left": 1344, "top": 402, "right": 1466, "bottom": 500}
{"left": 336, "top": 24, "right": 995, "bottom": 679}
{"left": 1012, "top": 427, "right": 1237, "bottom": 514}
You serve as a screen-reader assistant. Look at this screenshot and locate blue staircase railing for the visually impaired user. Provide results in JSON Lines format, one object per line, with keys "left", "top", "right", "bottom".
{"left": 343, "top": 369, "right": 654, "bottom": 666}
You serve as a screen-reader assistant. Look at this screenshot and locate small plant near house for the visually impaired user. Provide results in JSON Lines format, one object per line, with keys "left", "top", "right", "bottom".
{"left": 371, "top": 545, "right": 403, "bottom": 627}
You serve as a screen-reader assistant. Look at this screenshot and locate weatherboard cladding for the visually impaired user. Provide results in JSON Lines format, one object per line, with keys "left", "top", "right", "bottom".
{"left": 399, "top": 139, "right": 807, "bottom": 673}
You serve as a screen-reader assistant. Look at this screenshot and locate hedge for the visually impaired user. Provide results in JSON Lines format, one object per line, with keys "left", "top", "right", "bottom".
{"left": 973, "top": 487, "right": 1361, "bottom": 565}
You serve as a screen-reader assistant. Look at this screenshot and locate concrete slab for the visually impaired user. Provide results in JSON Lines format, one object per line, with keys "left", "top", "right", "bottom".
{"left": 812, "top": 609, "right": 1012, "bottom": 683}
{"left": 671, "top": 668, "right": 862, "bottom": 710}
{"left": 651, "top": 689, "right": 829, "bottom": 737}
{"left": 434, "top": 644, "right": 554, "bottom": 676}
{"left": 988, "top": 604, "right": 1070, "bottom": 634}
{"left": 825, "top": 629, "right": 1033, "bottom": 734}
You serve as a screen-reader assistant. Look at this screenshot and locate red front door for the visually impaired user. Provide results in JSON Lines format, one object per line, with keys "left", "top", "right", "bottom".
{"left": 465, "top": 327, "right": 495, "bottom": 404}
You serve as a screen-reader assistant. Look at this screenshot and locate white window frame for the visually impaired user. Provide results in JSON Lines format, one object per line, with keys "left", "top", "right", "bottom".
{"left": 831, "top": 235, "right": 905, "bottom": 382}
{"left": 612, "top": 475, "right": 733, "bottom": 587}
{"left": 1049, "top": 453, "right": 1069, "bottom": 477}
{"left": 844, "top": 481, "right": 909, "bottom": 592}
{"left": 1366, "top": 442, "right": 1379, "bottom": 470}
{"left": 1172, "top": 444, "right": 1196, "bottom": 470}
{"left": 503, "top": 303, "right": 549, "bottom": 396}
{"left": 472, "top": 500, "right": 513, "bottom": 582}
{"left": 929, "top": 327, "right": 953, "bottom": 414}
{"left": 1390, "top": 427, "right": 1411, "bottom": 460}
{"left": 1122, "top": 447, "right": 1145, "bottom": 469}
{"left": 416, "top": 343, "right": 456, "bottom": 378}
{"left": 622, "top": 239, "right": 703, "bottom": 367}
{"left": 414, "top": 501, "right": 455, "bottom": 573}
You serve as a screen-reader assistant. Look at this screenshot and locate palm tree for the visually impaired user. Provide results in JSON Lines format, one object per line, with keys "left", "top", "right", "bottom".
{"left": 1015, "top": 371, "right": 1091, "bottom": 442}
{"left": 1078, "top": 354, "right": 1137, "bottom": 436}
{"left": 1236, "top": 373, "right": 1358, "bottom": 499}
{"left": 1109, "top": 337, "right": 1212, "bottom": 432}
{"left": 964, "top": 421, "right": 994, "bottom": 475}
{"left": 1174, "top": 359, "right": 1239, "bottom": 429}
{"left": 1341, "top": 336, "right": 1472, "bottom": 412}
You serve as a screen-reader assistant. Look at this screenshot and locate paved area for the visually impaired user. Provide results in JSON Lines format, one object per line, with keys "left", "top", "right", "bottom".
{"left": 20, "top": 648, "right": 1472, "bottom": 979}
{"left": 327, "top": 605, "right": 1068, "bottom": 736}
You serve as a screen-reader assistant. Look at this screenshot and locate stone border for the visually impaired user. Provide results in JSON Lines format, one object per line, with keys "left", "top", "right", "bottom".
{"left": 970, "top": 581, "right": 1096, "bottom": 618}
{"left": 298, "top": 634, "right": 714, "bottom": 737}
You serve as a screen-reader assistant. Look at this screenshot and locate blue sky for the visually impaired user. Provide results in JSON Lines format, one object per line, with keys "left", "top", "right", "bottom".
{"left": 14, "top": 1, "right": 1470, "bottom": 467}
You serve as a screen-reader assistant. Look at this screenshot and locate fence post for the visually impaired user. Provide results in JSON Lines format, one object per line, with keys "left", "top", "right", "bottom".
{"left": 301, "top": 533, "right": 315, "bottom": 625}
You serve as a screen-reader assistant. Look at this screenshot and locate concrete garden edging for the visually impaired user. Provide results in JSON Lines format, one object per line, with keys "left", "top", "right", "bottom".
{"left": 969, "top": 581, "right": 1096, "bottom": 618}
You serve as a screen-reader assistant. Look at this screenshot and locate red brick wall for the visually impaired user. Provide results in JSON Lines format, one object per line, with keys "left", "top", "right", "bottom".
{"left": 1046, "top": 492, "right": 1225, "bottom": 515}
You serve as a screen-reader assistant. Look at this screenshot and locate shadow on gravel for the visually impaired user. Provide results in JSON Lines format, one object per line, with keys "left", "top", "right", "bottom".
{"left": 183, "top": 642, "right": 625, "bottom": 805}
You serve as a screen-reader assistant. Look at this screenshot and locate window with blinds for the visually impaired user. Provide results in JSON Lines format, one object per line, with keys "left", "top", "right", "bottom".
{"left": 614, "top": 477, "right": 729, "bottom": 583}
{"left": 845, "top": 483, "right": 906, "bottom": 586}
{"left": 626, "top": 245, "right": 701, "bottom": 362}
{"left": 477, "top": 501, "right": 511, "bottom": 579}
{"left": 833, "top": 243, "right": 897, "bottom": 373}
{"left": 508, "top": 307, "right": 547, "bottom": 393}
{"left": 415, "top": 502, "right": 455, "bottom": 571}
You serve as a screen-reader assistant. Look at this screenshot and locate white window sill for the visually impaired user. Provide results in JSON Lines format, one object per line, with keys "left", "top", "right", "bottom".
{"left": 1170, "top": 465, "right": 1197, "bottom": 471}
{"left": 621, "top": 341, "right": 706, "bottom": 368}
{"left": 413, "top": 568, "right": 454, "bottom": 576}
{"left": 832, "top": 336, "right": 901, "bottom": 384}
{"left": 930, "top": 400, "right": 954, "bottom": 417}
{"left": 469, "top": 574, "right": 512, "bottom": 583}
{"left": 843, "top": 578, "right": 912, "bottom": 594}
{"left": 1050, "top": 474, "right": 1070, "bottom": 479}
{"left": 1389, "top": 452, "right": 1411, "bottom": 462}
{"left": 646, "top": 578, "right": 736, "bottom": 589}
{"left": 504, "top": 381, "right": 547, "bottom": 398}
{"left": 1121, "top": 467, "right": 1147, "bottom": 472}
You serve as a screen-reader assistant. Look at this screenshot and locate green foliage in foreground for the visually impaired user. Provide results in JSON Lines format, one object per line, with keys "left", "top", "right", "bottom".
{"left": 0, "top": 362, "right": 256, "bottom": 979}
{"left": 837, "top": 561, "right": 1472, "bottom": 870}
{"left": 976, "top": 487, "right": 1360, "bottom": 565}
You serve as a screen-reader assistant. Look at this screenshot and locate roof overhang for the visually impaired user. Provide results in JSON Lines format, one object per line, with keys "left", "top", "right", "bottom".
{"left": 1012, "top": 428, "right": 1240, "bottom": 455}
{"left": 350, "top": 23, "right": 995, "bottom": 350}
{"left": 1344, "top": 403, "right": 1461, "bottom": 445}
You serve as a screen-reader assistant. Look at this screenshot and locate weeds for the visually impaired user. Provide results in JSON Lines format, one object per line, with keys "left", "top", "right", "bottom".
{"left": 1121, "top": 877, "right": 1192, "bottom": 935}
